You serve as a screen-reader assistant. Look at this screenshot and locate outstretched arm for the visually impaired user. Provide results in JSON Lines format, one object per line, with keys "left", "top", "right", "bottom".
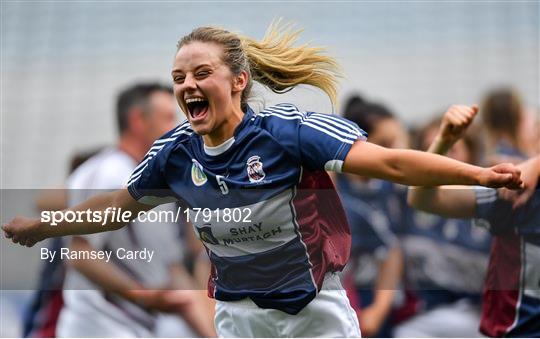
{"left": 407, "top": 105, "right": 540, "bottom": 217}
{"left": 3, "top": 188, "right": 150, "bottom": 247}
{"left": 342, "top": 121, "right": 522, "bottom": 190}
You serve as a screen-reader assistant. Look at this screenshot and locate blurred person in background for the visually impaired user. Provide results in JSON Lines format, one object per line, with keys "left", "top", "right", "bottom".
{"left": 392, "top": 106, "right": 492, "bottom": 338}
{"left": 408, "top": 105, "right": 540, "bottom": 337}
{"left": 24, "top": 148, "right": 104, "bottom": 338}
{"left": 56, "top": 83, "right": 215, "bottom": 337}
{"left": 519, "top": 106, "right": 540, "bottom": 156}
{"left": 481, "top": 88, "right": 530, "bottom": 164}
{"left": 337, "top": 95, "right": 406, "bottom": 337}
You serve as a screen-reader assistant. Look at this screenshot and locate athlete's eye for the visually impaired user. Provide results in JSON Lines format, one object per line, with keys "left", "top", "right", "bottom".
{"left": 195, "top": 71, "right": 210, "bottom": 79}
{"left": 173, "top": 75, "right": 185, "bottom": 84}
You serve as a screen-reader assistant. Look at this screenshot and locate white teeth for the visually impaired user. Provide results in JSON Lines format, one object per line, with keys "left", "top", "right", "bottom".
{"left": 185, "top": 98, "right": 207, "bottom": 104}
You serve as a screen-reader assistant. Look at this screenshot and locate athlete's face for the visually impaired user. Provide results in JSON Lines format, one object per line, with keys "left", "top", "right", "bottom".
{"left": 172, "top": 41, "right": 247, "bottom": 145}
{"left": 369, "top": 118, "right": 409, "bottom": 149}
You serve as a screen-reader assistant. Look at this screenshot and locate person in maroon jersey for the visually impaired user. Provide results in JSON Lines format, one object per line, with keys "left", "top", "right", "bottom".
{"left": 408, "top": 105, "right": 540, "bottom": 337}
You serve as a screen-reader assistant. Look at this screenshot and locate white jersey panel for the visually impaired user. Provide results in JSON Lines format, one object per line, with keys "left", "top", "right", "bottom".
{"left": 191, "top": 189, "right": 298, "bottom": 257}
{"left": 524, "top": 241, "right": 540, "bottom": 300}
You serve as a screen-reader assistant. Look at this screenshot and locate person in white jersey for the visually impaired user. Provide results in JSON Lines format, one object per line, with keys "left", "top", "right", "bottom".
{"left": 56, "top": 83, "right": 215, "bottom": 337}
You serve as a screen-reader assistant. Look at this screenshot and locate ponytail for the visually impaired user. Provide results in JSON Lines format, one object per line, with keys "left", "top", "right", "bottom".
{"left": 241, "top": 21, "right": 341, "bottom": 107}
{"left": 178, "top": 21, "right": 342, "bottom": 110}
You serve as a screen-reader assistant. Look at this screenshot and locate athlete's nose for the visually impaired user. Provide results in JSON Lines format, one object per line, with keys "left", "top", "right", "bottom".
{"left": 183, "top": 73, "right": 197, "bottom": 91}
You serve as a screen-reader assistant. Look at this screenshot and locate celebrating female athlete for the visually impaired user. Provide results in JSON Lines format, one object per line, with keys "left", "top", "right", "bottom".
{"left": 3, "top": 23, "right": 523, "bottom": 337}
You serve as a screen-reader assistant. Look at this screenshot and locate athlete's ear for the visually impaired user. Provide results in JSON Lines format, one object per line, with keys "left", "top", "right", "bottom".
{"left": 232, "top": 70, "right": 248, "bottom": 93}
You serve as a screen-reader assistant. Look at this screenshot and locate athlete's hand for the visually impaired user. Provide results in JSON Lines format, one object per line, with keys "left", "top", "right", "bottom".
{"left": 498, "top": 155, "right": 540, "bottom": 209}
{"left": 439, "top": 104, "right": 479, "bottom": 146}
{"left": 2, "top": 216, "right": 48, "bottom": 247}
{"left": 477, "top": 163, "right": 523, "bottom": 189}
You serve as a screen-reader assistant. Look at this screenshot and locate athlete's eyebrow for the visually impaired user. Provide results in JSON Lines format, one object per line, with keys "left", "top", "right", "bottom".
{"left": 172, "top": 63, "right": 213, "bottom": 74}
{"left": 194, "top": 64, "right": 213, "bottom": 71}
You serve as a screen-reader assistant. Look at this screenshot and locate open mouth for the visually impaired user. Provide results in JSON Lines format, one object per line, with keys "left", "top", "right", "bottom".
{"left": 185, "top": 97, "right": 209, "bottom": 120}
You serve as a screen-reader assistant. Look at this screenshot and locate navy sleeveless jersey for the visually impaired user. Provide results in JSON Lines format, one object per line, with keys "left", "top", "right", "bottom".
{"left": 126, "top": 103, "right": 367, "bottom": 314}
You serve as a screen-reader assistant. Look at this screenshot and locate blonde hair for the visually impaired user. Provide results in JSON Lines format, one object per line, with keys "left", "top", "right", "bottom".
{"left": 177, "top": 21, "right": 341, "bottom": 110}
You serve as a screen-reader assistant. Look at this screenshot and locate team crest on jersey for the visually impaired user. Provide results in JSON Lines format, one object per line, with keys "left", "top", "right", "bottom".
{"left": 246, "top": 155, "right": 265, "bottom": 183}
{"left": 196, "top": 224, "right": 219, "bottom": 245}
{"left": 191, "top": 159, "right": 207, "bottom": 186}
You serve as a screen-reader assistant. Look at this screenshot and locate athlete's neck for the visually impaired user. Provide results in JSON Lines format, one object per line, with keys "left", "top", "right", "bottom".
{"left": 202, "top": 106, "right": 244, "bottom": 147}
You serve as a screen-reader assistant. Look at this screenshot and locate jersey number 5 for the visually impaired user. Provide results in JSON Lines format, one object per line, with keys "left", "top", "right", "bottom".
{"left": 216, "top": 175, "right": 229, "bottom": 195}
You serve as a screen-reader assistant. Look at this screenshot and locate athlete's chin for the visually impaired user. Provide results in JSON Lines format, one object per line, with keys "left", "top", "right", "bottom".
{"left": 190, "top": 121, "right": 213, "bottom": 136}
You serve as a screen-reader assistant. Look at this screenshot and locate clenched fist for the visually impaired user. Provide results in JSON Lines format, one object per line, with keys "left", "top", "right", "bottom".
{"left": 439, "top": 104, "right": 479, "bottom": 145}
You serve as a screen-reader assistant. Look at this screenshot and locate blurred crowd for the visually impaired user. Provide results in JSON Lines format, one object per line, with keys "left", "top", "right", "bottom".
{"left": 337, "top": 88, "right": 538, "bottom": 338}
{"left": 15, "top": 83, "right": 539, "bottom": 338}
